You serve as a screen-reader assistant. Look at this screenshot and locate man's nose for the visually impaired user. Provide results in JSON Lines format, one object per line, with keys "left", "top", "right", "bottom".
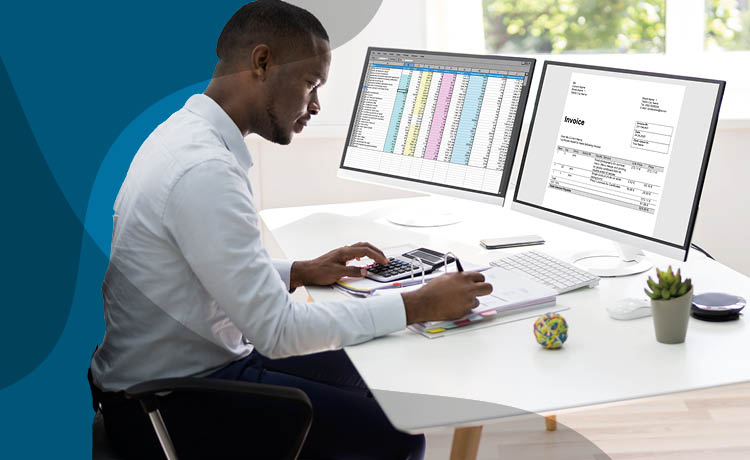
{"left": 308, "top": 94, "right": 321, "bottom": 115}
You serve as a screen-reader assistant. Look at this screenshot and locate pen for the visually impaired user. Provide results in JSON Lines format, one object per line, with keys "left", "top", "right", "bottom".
{"left": 455, "top": 257, "right": 464, "bottom": 272}
{"left": 370, "top": 278, "right": 427, "bottom": 292}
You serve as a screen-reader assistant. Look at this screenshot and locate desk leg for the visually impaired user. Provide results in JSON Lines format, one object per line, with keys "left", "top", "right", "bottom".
{"left": 545, "top": 414, "right": 557, "bottom": 431}
{"left": 449, "top": 426, "right": 483, "bottom": 460}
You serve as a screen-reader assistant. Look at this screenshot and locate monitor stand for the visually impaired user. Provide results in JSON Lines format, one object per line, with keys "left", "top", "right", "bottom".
{"left": 571, "top": 243, "right": 653, "bottom": 278}
{"left": 386, "top": 197, "right": 463, "bottom": 227}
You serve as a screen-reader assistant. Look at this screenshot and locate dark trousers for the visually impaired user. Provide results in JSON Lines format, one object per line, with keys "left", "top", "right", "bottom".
{"left": 99, "top": 349, "right": 425, "bottom": 459}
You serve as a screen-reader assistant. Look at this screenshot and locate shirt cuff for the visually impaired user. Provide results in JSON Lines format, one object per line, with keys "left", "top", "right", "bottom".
{"left": 364, "top": 295, "right": 407, "bottom": 337}
{"left": 272, "top": 259, "right": 293, "bottom": 291}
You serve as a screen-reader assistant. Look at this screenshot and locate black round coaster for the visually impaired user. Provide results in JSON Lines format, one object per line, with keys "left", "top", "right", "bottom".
{"left": 691, "top": 310, "right": 741, "bottom": 322}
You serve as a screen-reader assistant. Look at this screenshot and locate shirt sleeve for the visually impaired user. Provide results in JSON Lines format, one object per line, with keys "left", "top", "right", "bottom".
{"left": 271, "top": 259, "right": 293, "bottom": 291}
{"left": 162, "top": 159, "right": 406, "bottom": 358}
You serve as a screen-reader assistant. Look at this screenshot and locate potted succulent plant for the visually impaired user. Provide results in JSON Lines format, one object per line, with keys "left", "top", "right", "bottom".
{"left": 645, "top": 266, "right": 693, "bottom": 344}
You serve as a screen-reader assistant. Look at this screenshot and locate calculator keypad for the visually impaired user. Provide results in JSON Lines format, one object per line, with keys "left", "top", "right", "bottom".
{"left": 366, "top": 258, "right": 413, "bottom": 280}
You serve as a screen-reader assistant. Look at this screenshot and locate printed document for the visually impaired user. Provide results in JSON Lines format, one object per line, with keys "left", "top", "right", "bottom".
{"left": 542, "top": 72, "right": 685, "bottom": 236}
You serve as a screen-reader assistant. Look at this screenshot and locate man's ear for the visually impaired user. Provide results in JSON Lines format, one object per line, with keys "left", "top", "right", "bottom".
{"left": 250, "top": 44, "right": 272, "bottom": 80}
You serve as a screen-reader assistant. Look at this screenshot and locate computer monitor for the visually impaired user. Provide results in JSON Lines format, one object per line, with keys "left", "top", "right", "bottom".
{"left": 513, "top": 61, "right": 725, "bottom": 276}
{"left": 338, "top": 47, "right": 535, "bottom": 226}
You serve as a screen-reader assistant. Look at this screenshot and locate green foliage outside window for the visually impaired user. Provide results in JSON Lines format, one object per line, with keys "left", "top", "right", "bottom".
{"left": 705, "top": 0, "right": 750, "bottom": 50}
{"left": 483, "top": 0, "right": 666, "bottom": 54}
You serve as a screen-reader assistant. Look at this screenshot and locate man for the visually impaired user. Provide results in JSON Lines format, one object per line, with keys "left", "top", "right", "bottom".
{"left": 90, "top": 1, "right": 492, "bottom": 458}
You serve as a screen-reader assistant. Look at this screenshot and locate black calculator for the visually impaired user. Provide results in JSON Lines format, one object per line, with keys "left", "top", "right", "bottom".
{"left": 366, "top": 248, "right": 455, "bottom": 283}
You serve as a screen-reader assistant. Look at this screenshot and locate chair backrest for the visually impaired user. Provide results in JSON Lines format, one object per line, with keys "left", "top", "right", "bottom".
{"left": 92, "top": 410, "right": 125, "bottom": 460}
{"left": 127, "top": 377, "right": 314, "bottom": 460}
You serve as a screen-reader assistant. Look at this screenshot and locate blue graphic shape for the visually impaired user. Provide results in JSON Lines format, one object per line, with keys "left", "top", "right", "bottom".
{"left": 0, "top": 1, "right": 389, "bottom": 457}
{"left": 0, "top": 2, "right": 242, "bottom": 221}
{"left": 0, "top": 58, "right": 81, "bottom": 389}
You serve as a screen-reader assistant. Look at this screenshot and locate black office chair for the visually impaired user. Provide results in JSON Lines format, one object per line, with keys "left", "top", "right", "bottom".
{"left": 92, "top": 376, "right": 313, "bottom": 460}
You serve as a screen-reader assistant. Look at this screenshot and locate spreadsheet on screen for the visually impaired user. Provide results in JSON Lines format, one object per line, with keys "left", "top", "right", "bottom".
{"left": 342, "top": 49, "right": 533, "bottom": 196}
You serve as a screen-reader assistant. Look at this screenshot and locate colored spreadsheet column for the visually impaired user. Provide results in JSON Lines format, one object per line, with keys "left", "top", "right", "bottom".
{"left": 451, "top": 75, "right": 487, "bottom": 165}
{"left": 423, "top": 73, "right": 456, "bottom": 161}
{"left": 383, "top": 72, "right": 412, "bottom": 153}
{"left": 404, "top": 72, "right": 433, "bottom": 157}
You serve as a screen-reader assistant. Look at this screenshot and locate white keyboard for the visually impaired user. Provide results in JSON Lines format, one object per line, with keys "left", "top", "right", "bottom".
{"left": 490, "top": 250, "right": 599, "bottom": 294}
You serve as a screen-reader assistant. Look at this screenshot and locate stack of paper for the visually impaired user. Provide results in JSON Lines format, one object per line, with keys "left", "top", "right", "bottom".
{"left": 408, "top": 267, "right": 558, "bottom": 338}
{"left": 333, "top": 251, "right": 558, "bottom": 338}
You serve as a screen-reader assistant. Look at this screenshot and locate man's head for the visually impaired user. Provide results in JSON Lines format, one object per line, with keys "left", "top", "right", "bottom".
{"left": 208, "top": 0, "right": 331, "bottom": 144}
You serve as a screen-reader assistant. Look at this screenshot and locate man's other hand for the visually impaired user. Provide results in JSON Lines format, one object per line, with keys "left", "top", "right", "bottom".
{"left": 401, "top": 272, "right": 493, "bottom": 324}
{"left": 289, "top": 242, "right": 389, "bottom": 290}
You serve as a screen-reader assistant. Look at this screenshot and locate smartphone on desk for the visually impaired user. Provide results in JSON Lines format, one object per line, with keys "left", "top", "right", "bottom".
{"left": 480, "top": 235, "right": 545, "bottom": 249}
{"left": 365, "top": 248, "right": 454, "bottom": 282}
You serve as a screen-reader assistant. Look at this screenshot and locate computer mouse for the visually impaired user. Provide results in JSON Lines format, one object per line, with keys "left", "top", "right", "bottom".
{"left": 607, "top": 298, "right": 652, "bottom": 320}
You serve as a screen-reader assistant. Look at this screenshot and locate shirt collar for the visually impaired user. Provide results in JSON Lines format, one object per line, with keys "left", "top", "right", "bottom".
{"left": 184, "top": 94, "right": 253, "bottom": 170}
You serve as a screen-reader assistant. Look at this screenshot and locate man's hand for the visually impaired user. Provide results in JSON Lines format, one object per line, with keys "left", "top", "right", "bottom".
{"left": 401, "top": 272, "right": 493, "bottom": 324}
{"left": 289, "top": 242, "right": 390, "bottom": 290}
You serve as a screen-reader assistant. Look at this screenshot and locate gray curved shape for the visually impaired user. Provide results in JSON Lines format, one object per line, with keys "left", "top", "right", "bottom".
{"left": 288, "top": 0, "right": 383, "bottom": 50}
{"left": 371, "top": 389, "right": 610, "bottom": 458}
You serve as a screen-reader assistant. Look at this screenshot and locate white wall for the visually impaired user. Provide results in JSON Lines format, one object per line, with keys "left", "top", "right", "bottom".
{"left": 689, "top": 126, "right": 750, "bottom": 276}
{"left": 250, "top": 1, "right": 750, "bottom": 277}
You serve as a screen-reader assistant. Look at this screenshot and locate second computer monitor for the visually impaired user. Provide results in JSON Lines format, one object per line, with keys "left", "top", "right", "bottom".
{"left": 339, "top": 47, "right": 535, "bottom": 206}
{"left": 513, "top": 61, "right": 724, "bottom": 267}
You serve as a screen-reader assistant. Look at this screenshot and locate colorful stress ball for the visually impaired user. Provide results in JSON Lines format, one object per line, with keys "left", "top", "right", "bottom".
{"left": 533, "top": 313, "right": 568, "bottom": 349}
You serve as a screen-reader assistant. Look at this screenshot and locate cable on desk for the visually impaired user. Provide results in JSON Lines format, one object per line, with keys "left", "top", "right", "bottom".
{"left": 691, "top": 243, "right": 715, "bottom": 260}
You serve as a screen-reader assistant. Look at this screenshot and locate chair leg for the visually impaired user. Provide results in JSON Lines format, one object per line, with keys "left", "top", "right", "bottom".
{"left": 449, "top": 425, "right": 483, "bottom": 460}
{"left": 146, "top": 409, "right": 180, "bottom": 460}
{"left": 545, "top": 414, "right": 557, "bottom": 431}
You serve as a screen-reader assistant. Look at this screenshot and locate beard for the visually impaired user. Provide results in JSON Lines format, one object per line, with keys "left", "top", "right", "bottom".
{"left": 265, "top": 103, "right": 292, "bottom": 145}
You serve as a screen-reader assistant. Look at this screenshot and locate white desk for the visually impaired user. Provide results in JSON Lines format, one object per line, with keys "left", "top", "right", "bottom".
{"left": 260, "top": 196, "right": 750, "bottom": 437}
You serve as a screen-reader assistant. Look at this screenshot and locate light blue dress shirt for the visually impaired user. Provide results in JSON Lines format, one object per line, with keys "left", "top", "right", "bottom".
{"left": 91, "top": 94, "right": 406, "bottom": 391}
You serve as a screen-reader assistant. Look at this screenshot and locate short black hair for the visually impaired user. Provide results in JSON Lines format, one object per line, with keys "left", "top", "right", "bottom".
{"left": 217, "top": 0, "right": 329, "bottom": 65}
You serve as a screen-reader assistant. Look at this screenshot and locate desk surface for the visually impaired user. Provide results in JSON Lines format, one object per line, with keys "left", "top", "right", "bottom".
{"left": 260, "top": 196, "right": 750, "bottom": 430}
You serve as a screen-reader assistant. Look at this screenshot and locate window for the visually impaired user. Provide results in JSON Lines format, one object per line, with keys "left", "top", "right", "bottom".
{"left": 425, "top": 0, "right": 750, "bottom": 120}
{"left": 483, "top": 0, "right": 666, "bottom": 54}
{"left": 705, "top": 0, "right": 750, "bottom": 50}
{"left": 478, "top": 0, "right": 750, "bottom": 54}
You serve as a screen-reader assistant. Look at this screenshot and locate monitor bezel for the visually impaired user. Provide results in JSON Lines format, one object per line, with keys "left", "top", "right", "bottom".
{"left": 511, "top": 61, "right": 725, "bottom": 261}
{"left": 338, "top": 46, "right": 536, "bottom": 205}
